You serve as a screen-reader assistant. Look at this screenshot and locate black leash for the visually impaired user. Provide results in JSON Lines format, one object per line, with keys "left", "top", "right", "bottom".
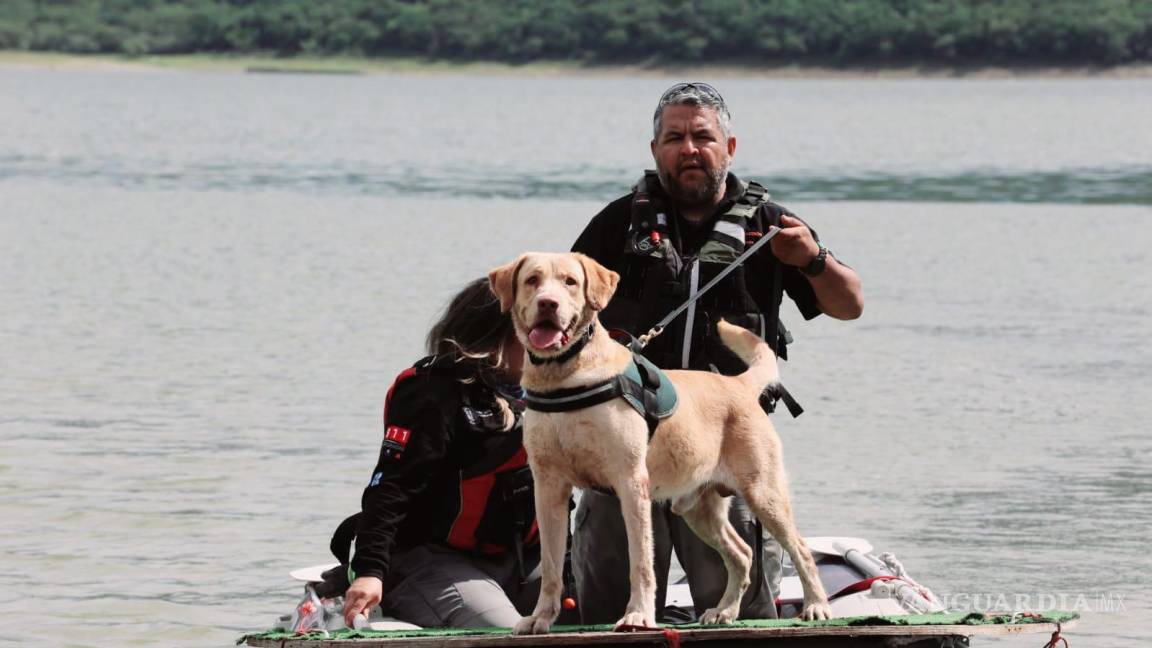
{"left": 636, "top": 225, "right": 782, "bottom": 348}
{"left": 751, "top": 523, "right": 766, "bottom": 605}
{"left": 631, "top": 223, "right": 787, "bottom": 612}
{"left": 634, "top": 223, "right": 791, "bottom": 612}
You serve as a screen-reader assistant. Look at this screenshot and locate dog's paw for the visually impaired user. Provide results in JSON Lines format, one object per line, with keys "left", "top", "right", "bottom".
{"left": 800, "top": 600, "right": 833, "bottom": 621}
{"left": 699, "top": 606, "right": 738, "bottom": 625}
{"left": 513, "top": 614, "right": 553, "bottom": 635}
{"left": 614, "top": 610, "right": 656, "bottom": 630}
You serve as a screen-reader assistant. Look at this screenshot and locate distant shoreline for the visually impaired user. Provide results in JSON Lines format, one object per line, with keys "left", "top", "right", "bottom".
{"left": 3, "top": 50, "right": 1151, "bottom": 79}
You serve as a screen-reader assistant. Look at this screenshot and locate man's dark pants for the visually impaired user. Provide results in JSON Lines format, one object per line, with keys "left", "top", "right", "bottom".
{"left": 572, "top": 489, "right": 781, "bottom": 623}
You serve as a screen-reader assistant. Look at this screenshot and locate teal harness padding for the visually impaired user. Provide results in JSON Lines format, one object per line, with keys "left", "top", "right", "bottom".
{"left": 523, "top": 353, "right": 678, "bottom": 437}
{"left": 619, "top": 354, "right": 677, "bottom": 421}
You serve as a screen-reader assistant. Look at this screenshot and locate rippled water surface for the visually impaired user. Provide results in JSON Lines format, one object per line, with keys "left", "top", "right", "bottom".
{"left": 0, "top": 68, "right": 1149, "bottom": 647}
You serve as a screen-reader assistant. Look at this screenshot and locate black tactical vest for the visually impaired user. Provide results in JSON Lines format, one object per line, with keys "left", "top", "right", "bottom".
{"left": 600, "top": 172, "right": 792, "bottom": 374}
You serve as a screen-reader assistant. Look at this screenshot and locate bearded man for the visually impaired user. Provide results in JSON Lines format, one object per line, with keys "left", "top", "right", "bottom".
{"left": 569, "top": 82, "right": 863, "bottom": 623}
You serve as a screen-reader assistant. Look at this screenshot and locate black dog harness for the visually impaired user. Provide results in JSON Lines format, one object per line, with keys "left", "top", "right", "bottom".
{"left": 524, "top": 352, "right": 678, "bottom": 437}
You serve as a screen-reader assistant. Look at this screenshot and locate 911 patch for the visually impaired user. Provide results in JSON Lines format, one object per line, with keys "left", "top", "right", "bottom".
{"left": 381, "top": 425, "right": 411, "bottom": 461}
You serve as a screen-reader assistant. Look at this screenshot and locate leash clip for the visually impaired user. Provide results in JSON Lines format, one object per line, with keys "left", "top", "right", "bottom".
{"left": 637, "top": 325, "right": 664, "bottom": 349}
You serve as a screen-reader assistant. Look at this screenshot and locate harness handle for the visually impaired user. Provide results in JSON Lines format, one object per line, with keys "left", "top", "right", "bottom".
{"left": 636, "top": 225, "right": 782, "bottom": 348}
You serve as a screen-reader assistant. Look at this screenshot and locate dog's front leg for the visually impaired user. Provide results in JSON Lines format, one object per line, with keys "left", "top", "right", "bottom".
{"left": 513, "top": 472, "right": 572, "bottom": 635}
{"left": 614, "top": 471, "right": 657, "bottom": 629}
{"left": 743, "top": 482, "right": 832, "bottom": 621}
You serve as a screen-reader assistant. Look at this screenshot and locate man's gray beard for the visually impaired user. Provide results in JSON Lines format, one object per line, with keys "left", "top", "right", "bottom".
{"left": 658, "top": 166, "right": 727, "bottom": 207}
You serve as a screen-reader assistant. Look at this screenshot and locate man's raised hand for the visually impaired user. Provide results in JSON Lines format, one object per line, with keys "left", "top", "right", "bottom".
{"left": 769, "top": 214, "right": 821, "bottom": 268}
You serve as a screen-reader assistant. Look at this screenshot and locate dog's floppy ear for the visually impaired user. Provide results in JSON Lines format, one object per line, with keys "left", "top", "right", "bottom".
{"left": 488, "top": 255, "right": 526, "bottom": 313}
{"left": 576, "top": 253, "right": 619, "bottom": 311}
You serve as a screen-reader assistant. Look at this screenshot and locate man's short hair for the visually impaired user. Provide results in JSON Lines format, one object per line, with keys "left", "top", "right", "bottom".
{"left": 652, "top": 82, "right": 732, "bottom": 139}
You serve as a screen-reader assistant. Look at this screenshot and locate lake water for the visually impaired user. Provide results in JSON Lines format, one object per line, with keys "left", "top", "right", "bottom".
{"left": 0, "top": 68, "right": 1149, "bottom": 647}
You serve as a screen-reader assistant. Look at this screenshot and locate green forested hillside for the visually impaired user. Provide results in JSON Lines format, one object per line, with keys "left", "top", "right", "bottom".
{"left": 1, "top": 0, "right": 1149, "bottom": 65}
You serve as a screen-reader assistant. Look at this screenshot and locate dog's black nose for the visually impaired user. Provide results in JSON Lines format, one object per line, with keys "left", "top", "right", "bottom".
{"left": 537, "top": 298, "right": 558, "bottom": 312}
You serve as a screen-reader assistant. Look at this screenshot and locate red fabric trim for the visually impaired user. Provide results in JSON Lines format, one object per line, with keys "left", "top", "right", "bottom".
{"left": 446, "top": 446, "right": 531, "bottom": 552}
{"left": 383, "top": 367, "right": 419, "bottom": 424}
{"left": 447, "top": 472, "right": 496, "bottom": 551}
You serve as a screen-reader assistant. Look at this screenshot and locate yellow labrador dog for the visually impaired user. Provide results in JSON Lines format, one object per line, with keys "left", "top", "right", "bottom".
{"left": 489, "top": 252, "right": 831, "bottom": 634}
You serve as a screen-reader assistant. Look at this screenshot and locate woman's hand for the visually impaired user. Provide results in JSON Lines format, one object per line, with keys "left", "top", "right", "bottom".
{"left": 343, "top": 576, "right": 383, "bottom": 627}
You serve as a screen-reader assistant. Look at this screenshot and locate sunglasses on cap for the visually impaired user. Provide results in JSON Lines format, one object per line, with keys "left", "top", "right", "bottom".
{"left": 657, "top": 82, "right": 727, "bottom": 107}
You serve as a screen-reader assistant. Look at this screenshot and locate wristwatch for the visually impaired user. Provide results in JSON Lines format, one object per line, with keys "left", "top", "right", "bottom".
{"left": 800, "top": 245, "right": 828, "bottom": 277}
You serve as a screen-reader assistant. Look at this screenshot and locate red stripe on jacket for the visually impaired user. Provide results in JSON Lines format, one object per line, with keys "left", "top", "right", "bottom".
{"left": 383, "top": 367, "right": 419, "bottom": 424}
{"left": 446, "top": 446, "right": 530, "bottom": 553}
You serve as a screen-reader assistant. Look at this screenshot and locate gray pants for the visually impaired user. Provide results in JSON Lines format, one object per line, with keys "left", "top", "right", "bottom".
{"left": 380, "top": 544, "right": 539, "bottom": 628}
{"left": 572, "top": 489, "right": 781, "bottom": 624}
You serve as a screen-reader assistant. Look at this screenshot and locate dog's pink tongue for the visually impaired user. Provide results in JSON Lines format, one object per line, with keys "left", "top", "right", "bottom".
{"left": 529, "top": 326, "right": 563, "bottom": 350}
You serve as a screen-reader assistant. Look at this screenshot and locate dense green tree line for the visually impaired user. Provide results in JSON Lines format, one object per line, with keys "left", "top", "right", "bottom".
{"left": 1, "top": 0, "right": 1150, "bottom": 64}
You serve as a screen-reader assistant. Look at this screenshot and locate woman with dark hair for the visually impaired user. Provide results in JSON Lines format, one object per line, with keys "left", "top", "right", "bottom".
{"left": 340, "top": 278, "right": 539, "bottom": 628}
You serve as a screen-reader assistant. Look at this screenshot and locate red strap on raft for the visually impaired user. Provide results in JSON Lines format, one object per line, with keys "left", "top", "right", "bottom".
{"left": 1043, "top": 622, "right": 1069, "bottom": 648}
{"left": 830, "top": 575, "right": 900, "bottom": 599}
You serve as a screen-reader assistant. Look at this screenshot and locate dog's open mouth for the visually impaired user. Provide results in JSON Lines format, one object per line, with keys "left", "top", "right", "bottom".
{"left": 528, "top": 319, "right": 572, "bottom": 351}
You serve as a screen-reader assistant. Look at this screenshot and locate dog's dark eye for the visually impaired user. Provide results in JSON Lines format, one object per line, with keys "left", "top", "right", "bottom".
{"left": 565, "top": 277, "right": 578, "bottom": 287}
{"left": 525, "top": 275, "right": 539, "bottom": 286}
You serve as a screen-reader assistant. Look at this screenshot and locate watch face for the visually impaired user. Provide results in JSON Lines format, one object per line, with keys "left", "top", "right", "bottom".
{"left": 802, "top": 247, "right": 827, "bottom": 276}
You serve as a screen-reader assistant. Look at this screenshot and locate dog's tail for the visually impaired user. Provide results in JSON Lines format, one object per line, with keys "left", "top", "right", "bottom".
{"left": 715, "top": 319, "right": 780, "bottom": 392}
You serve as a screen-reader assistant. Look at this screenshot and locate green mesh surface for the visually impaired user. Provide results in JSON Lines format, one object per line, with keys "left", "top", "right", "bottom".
{"left": 238, "top": 611, "right": 1079, "bottom": 644}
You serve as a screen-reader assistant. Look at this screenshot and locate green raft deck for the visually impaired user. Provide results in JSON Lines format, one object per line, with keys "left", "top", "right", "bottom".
{"left": 240, "top": 611, "right": 1078, "bottom": 647}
